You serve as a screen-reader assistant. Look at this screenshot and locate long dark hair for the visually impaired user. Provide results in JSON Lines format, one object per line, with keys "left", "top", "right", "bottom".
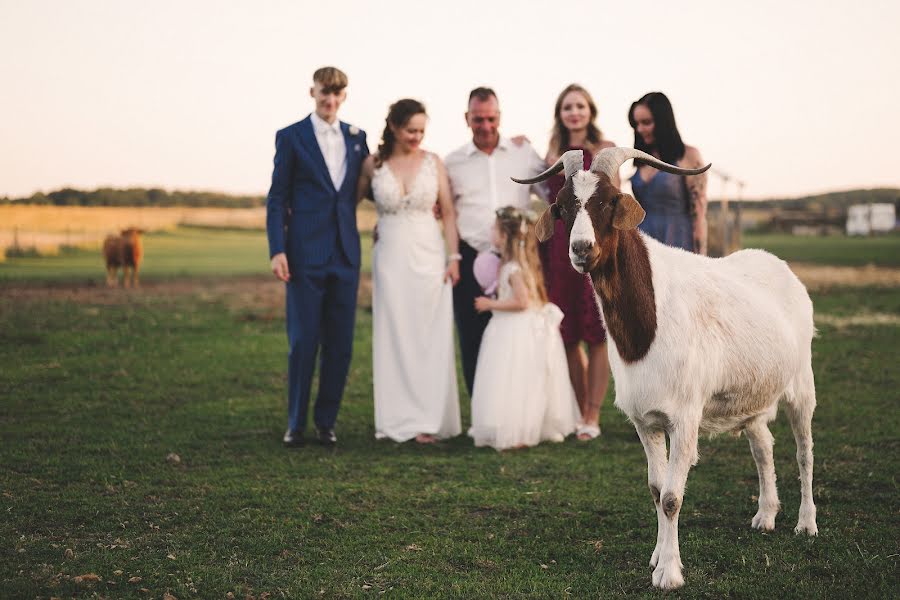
{"left": 548, "top": 83, "right": 603, "bottom": 159}
{"left": 376, "top": 98, "right": 427, "bottom": 165}
{"left": 628, "top": 92, "right": 685, "bottom": 167}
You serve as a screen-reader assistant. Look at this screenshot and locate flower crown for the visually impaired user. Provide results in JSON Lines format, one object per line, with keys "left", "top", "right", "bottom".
{"left": 495, "top": 206, "right": 538, "bottom": 234}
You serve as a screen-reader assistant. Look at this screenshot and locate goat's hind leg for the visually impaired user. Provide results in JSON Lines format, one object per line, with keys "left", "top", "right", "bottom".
{"left": 744, "top": 415, "right": 780, "bottom": 531}
{"left": 784, "top": 363, "right": 818, "bottom": 536}
{"left": 634, "top": 424, "right": 667, "bottom": 568}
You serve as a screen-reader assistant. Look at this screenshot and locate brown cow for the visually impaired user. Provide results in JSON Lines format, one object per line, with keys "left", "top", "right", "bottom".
{"left": 103, "top": 228, "right": 144, "bottom": 288}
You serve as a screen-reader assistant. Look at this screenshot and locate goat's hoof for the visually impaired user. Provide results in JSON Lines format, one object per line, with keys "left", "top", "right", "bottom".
{"left": 794, "top": 520, "right": 818, "bottom": 536}
{"left": 652, "top": 561, "right": 684, "bottom": 590}
{"left": 751, "top": 510, "right": 777, "bottom": 531}
{"left": 795, "top": 505, "right": 817, "bottom": 536}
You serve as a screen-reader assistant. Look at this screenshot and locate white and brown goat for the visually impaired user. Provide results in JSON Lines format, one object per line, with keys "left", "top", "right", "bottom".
{"left": 514, "top": 148, "right": 817, "bottom": 590}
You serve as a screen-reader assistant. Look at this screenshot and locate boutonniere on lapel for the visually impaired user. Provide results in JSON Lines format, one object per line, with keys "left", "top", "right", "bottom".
{"left": 348, "top": 125, "right": 360, "bottom": 136}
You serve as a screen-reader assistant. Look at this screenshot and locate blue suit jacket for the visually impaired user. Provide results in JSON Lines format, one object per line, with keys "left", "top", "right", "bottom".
{"left": 266, "top": 115, "right": 369, "bottom": 268}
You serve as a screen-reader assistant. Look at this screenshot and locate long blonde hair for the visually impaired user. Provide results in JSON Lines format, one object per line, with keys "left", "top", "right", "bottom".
{"left": 495, "top": 206, "right": 548, "bottom": 304}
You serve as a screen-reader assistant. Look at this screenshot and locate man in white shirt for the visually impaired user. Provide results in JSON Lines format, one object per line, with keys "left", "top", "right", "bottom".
{"left": 445, "top": 87, "right": 547, "bottom": 394}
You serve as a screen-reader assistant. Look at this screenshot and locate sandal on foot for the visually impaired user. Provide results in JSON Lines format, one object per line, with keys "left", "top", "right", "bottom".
{"left": 576, "top": 424, "right": 601, "bottom": 441}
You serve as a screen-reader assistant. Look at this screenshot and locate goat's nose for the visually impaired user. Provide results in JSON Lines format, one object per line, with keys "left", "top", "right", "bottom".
{"left": 571, "top": 239, "right": 594, "bottom": 256}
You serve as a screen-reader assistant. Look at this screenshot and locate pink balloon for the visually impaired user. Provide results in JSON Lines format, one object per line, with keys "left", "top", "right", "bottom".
{"left": 473, "top": 251, "right": 500, "bottom": 296}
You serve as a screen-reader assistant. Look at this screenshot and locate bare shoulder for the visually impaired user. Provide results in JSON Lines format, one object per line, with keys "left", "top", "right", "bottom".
{"left": 362, "top": 154, "right": 377, "bottom": 175}
{"left": 683, "top": 144, "right": 704, "bottom": 165}
{"left": 426, "top": 151, "right": 446, "bottom": 173}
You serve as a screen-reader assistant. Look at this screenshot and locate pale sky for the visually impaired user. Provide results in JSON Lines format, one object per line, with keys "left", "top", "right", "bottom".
{"left": 1, "top": 0, "right": 898, "bottom": 200}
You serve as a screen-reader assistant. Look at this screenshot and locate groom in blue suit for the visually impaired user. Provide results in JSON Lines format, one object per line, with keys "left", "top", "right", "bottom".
{"left": 266, "top": 66, "right": 369, "bottom": 447}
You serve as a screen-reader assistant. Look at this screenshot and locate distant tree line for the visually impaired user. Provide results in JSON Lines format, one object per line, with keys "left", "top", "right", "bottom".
{"left": 0, "top": 187, "right": 266, "bottom": 208}
{"left": 710, "top": 188, "right": 900, "bottom": 212}
{"left": 3, "top": 186, "right": 896, "bottom": 212}
{"left": 706, "top": 188, "right": 900, "bottom": 236}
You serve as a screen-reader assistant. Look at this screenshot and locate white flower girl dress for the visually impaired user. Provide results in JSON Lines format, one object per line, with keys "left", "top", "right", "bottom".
{"left": 468, "top": 261, "right": 580, "bottom": 450}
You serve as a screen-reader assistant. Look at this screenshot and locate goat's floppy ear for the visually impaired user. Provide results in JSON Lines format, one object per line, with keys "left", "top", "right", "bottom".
{"left": 534, "top": 205, "right": 557, "bottom": 242}
{"left": 612, "top": 193, "right": 645, "bottom": 230}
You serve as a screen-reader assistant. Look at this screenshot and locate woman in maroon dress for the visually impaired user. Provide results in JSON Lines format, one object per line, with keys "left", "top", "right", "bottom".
{"left": 540, "top": 83, "right": 616, "bottom": 440}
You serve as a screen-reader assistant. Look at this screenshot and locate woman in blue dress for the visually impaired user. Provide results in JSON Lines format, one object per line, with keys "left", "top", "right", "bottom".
{"left": 628, "top": 92, "right": 709, "bottom": 254}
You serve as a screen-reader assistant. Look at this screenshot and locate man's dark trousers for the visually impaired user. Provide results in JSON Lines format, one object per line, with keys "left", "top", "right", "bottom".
{"left": 285, "top": 250, "right": 358, "bottom": 432}
{"left": 452, "top": 240, "right": 491, "bottom": 395}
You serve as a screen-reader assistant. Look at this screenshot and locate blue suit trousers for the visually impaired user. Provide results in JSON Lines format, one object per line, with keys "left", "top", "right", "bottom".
{"left": 285, "top": 251, "right": 359, "bottom": 432}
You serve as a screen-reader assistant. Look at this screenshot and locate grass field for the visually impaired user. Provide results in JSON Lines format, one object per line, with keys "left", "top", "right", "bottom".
{"left": 741, "top": 232, "right": 900, "bottom": 267}
{"left": 0, "top": 227, "right": 375, "bottom": 284}
{"left": 0, "top": 228, "right": 270, "bottom": 283}
{"left": 1, "top": 230, "right": 898, "bottom": 598}
{"left": 0, "top": 204, "right": 377, "bottom": 262}
{"left": 0, "top": 227, "right": 894, "bottom": 284}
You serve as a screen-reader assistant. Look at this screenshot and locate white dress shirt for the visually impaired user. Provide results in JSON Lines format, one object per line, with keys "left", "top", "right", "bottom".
{"left": 444, "top": 137, "right": 547, "bottom": 252}
{"left": 310, "top": 112, "right": 347, "bottom": 190}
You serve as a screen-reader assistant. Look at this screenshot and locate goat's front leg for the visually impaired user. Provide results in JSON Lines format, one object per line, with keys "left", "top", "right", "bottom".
{"left": 653, "top": 418, "right": 700, "bottom": 590}
{"left": 634, "top": 424, "right": 667, "bottom": 568}
{"left": 744, "top": 417, "right": 780, "bottom": 531}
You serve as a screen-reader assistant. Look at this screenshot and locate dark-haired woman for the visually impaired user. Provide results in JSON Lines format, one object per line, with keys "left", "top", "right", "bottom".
{"left": 541, "top": 84, "right": 613, "bottom": 441}
{"left": 628, "top": 92, "right": 709, "bottom": 254}
{"left": 357, "top": 99, "right": 461, "bottom": 444}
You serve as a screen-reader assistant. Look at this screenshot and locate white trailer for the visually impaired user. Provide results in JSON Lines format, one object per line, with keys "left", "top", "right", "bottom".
{"left": 846, "top": 203, "right": 897, "bottom": 235}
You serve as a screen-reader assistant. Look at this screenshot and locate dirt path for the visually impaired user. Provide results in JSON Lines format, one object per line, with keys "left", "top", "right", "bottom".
{"left": 0, "top": 263, "right": 896, "bottom": 308}
{"left": 788, "top": 263, "right": 900, "bottom": 290}
{"left": 0, "top": 274, "right": 373, "bottom": 315}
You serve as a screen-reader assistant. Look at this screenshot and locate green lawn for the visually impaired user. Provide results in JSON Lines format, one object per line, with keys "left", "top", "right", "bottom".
{"left": 0, "top": 227, "right": 375, "bottom": 283}
{"left": 1, "top": 230, "right": 898, "bottom": 597}
{"left": 742, "top": 232, "right": 900, "bottom": 267}
{"left": 1, "top": 229, "right": 895, "bottom": 285}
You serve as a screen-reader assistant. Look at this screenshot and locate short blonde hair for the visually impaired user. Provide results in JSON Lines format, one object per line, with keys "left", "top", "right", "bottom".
{"left": 313, "top": 66, "right": 348, "bottom": 92}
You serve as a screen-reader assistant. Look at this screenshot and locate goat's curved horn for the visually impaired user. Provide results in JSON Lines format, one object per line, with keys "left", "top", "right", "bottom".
{"left": 590, "top": 147, "right": 711, "bottom": 180}
{"left": 511, "top": 149, "right": 584, "bottom": 184}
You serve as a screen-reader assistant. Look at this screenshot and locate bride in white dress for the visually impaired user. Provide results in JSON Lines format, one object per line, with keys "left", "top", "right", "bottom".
{"left": 356, "top": 99, "right": 461, "bottom": 444}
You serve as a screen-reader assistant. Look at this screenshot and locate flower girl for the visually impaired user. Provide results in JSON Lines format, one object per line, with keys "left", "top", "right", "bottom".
{"left": 468, "top": 206, "right": 581, "bottom": 450}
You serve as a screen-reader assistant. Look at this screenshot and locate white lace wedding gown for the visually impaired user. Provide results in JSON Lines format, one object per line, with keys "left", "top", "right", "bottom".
{"left": 468, "top": 261, "right": 581, "bottom": 450}
{"left": 371, "top": 153, "right": 461, "bottom": 442}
